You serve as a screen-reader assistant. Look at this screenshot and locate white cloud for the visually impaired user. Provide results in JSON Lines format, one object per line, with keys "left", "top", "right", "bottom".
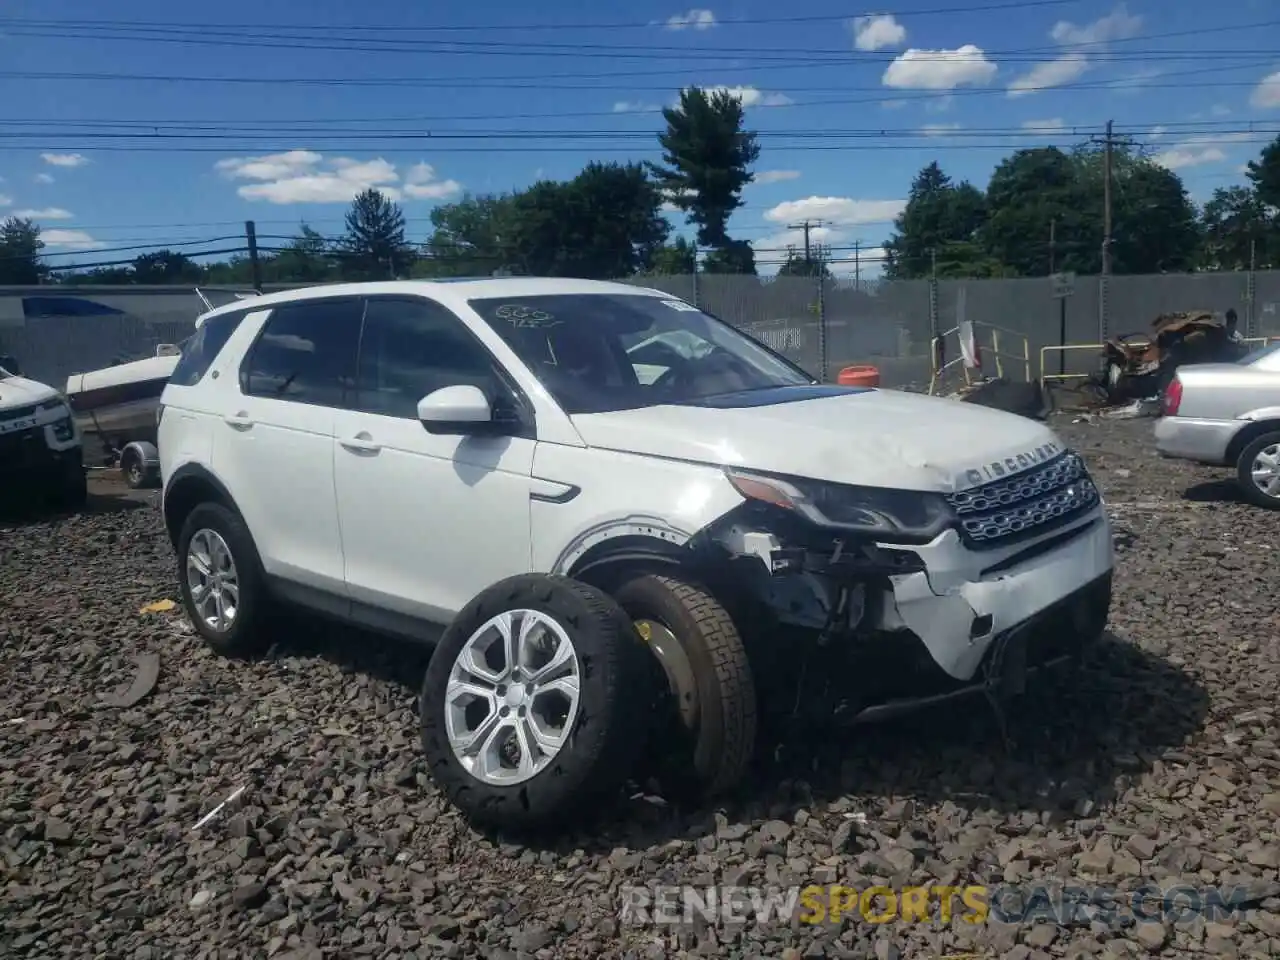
{"left": 0, "top": 194, "right": 10, "bottom": 207}
{"left": 1008, "top": 54, "right": 1090, "bottom": 96}
{"left": 214, "top": 150, "right": 460, "bottom": 204}
{"left": 1021, "top": 118, "right": 1066, "bottom": 131}
{"left": 752, "top": 170, "right": 801, "bottom": 185}
{"left": 1012, "top": 5, "right": 1142, "bottom": 98}
{"left": 1251, "top": 70, "right": 1280, "bottom": 109}
{"left": 34, "top": 173, "right": 54, "bottom": 184}
{"left": 40, "top": 153, "right": 90, "bottom": 168}
{"left": 42, "top": 229, "right": 100, "bottom": 249}
{"left": 764, "top": 196, "right": 906, "bottom": 227}
{"left": 882, "top": 45, "right": 998, "bottom": 91}
{"left": 852, "top": 14, "right": 906, "bottom": 52}
{"left": 691, "top": 85, "right": 793, "bottom": 107}
{"left": 613, "top": 100, "right": 660, "bottom": 113}
{"left": 659, "top": 201, "right": 681, "bottom": 214}
{"left": 920, "top": 123, "right": 962, "bottom": 137}
{"left": 1050, "top": 4, "right": 1142, "bottom": 46}
{"left": 13, "top": 207, "right": 73, "bottom": 220}
{"left": 1147, "top": 125, "right": 1167, "bottom": 140}
{"left": 1153, "top": 144, "right": 1228, "bottom": 171}
{"left": 403, "top": 162, "right": 463, "bottom": 200}
{"left": 665, "top": 8, "right": 716, "bottom": 30}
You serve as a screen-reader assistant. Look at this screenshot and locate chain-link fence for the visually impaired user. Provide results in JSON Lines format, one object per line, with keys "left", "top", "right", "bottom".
{"left": 3, "top": 271, "right": 1279, "bottom": 390}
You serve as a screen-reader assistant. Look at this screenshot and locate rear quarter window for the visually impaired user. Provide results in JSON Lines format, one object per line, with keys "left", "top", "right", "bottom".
{"left": 170, "top": 309, "right": 249, "bottom": 387}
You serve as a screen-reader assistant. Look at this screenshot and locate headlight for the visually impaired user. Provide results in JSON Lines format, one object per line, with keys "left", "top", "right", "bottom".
{"left": 726, "top": 468, "right": 953, "bottom": 541}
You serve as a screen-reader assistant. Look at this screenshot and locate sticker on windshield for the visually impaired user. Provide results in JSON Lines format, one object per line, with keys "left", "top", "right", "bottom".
{"left": 494, "top": 304, "right": 561, "bottom": 328}
{"left": 660, "top": 299, "right": 700, "bottom": 312}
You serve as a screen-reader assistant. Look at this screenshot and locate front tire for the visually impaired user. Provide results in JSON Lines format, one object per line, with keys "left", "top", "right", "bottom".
{"left": 612, "top": 572, "right": 757, "bottom": 799}
{"left": 177, "top": 502, "right": 271, "bottom": 657}
{"left": 420, "top": 574, "right": 651, "bottom": 831}
{"left": 1236, "top": 431, "right": 1280, "bottom": 510}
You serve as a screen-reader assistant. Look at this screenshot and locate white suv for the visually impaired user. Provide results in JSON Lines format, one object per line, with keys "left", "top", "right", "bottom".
{"left": 158, "top": 278, "right": 1114, "bottom": 829}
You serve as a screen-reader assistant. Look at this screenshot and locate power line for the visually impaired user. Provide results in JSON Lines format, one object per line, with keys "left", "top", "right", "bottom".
{"left": 5, "top": 22, "right": 1275, "bottom": 64}
{"left": 0, "top": 2, "right": 1088, "bottom": 34}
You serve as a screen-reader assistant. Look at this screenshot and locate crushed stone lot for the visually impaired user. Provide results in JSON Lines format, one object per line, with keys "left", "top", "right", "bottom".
{"left": 3, "top": 418, "right": 1280, "bottom": 960}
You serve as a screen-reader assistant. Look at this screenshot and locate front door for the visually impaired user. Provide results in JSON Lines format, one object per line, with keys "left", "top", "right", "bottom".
{"left": 333, "top": 295, "right": 537, "bottom": 626}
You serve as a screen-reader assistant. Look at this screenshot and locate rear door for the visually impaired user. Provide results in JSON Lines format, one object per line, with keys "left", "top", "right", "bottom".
{"left": 212, "top": 297, "right": 362, "bottom": 597}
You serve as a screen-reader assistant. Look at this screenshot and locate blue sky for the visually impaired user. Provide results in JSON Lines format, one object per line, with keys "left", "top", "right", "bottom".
{"left": 1, "top": 0, "right": 1279, "bottom": 277}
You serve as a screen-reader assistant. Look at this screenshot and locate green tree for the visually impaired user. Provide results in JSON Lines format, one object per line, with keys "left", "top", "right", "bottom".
{"left": 649, "top": 87, "right": 760, "bottom": 259}
{"left": 421, "top": 163, "right": 669, "bottom": 279}
{"left": 421, "top": 193, "right": 515, "bottom": 277}
{"left": 0, "top": 217, "right": 46, "bottom": 285}
{"left": 701, "top": 239, "right": 756, "bottom": 275}
{"left": 342, "top": 188, "right": 412, "bottom": 279}
{"left": 269, "top": 224, "right": 335, "bottom": 283}
{"left": 1200, "top": 186, "right": 1275, "bottom": 270}
{"left": 648, "top": 236, "right": 698, "bottom": 274}
{"left": 777, "top": 243, "right": 832, "bottom": 278}
{"left": 884, "top": 162, "right": 989, "bottom": 278}
{"left": 981, "top": 148, "right": 1090, "bottom": 276}
{"left": 1108, "top": 161, "right": 1200, "bottom": 273}
{"left": 1246, "top": 134, "right": 1280, "bottom": 211}
{"left": 132, "top": 250, "right": 203, "bottom": 284}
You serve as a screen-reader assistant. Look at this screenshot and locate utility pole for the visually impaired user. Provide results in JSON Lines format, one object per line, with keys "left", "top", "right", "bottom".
{"left": 787, "top": 219, "right": 825, "bottom": 263}
{"left": 245, "top": 220, "right": 262, "bottom": 292}
{"left": 853, "top": 240, "right": 861, "bottom": 292}
{"left": 1049, "top": 218, "right": 1057, "bottom": 275}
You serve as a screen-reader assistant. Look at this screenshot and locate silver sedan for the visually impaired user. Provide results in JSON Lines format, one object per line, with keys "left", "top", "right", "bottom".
{"left": 1154, "top": 340, "right": 1280, "bottom": 508}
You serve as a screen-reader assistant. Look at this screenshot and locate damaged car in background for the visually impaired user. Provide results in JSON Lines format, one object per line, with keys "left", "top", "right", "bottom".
{"left": 1098, "top": 309, "right": 1247, "bottom": 405}
{"left": 157, "top": 278, "right": 1115, "bottom": 831}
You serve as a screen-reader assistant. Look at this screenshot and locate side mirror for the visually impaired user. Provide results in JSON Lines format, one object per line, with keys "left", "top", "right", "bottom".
{"left": 417, "top": 385, "right": 495, "bottom": 435}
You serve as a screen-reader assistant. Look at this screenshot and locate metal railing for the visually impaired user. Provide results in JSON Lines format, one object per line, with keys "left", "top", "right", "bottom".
{"left": 1039, "top": 335, "right": 1280, "bottom": 386}
{"left": 928, "top": 322, "right": 1031, "bottom": 395}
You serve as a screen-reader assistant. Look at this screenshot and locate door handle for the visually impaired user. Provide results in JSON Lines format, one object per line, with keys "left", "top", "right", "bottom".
{"left": 223, "top": 412, "right": 253, "bottom": 429}
{"left": 340, "top": 433, "right": 382, "bottom": 454}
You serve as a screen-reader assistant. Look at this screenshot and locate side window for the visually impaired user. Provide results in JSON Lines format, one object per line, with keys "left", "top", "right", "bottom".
{"left": 354, "top": 297, "right": 500, "bottom": 419}
{"left": 169, "top": 310, "right": 248, "bottom": 387}
{"left": 240, "top": 299, "right": 362, "bottom": 407}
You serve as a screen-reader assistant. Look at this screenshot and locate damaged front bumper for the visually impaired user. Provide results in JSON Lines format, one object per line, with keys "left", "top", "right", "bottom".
{"left": 878, "top": 510, "right": 1114, "bottom": 682}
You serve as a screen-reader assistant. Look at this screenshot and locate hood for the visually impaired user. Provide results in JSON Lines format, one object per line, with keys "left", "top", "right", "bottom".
{"left": 0, "top": 374, "right": 59, "bottom": 410}
{"left": 569, "top": 386, "right": 1064, "bottom": 493}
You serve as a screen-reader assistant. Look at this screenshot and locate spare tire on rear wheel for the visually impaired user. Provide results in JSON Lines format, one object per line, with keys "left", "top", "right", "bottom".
{"left": 419, "top": 574, "right": 653, "bottom": 831}
{"left": 612, "top": 572, "right": 757, "bottom": 800}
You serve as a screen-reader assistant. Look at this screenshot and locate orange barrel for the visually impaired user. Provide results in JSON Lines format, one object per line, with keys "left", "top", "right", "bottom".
{"left": 836, "top": 364, "right": 880, "bottom": 388}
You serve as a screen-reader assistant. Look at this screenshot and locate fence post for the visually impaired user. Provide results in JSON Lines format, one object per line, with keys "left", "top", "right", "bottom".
{"left": 1098, "top": 275, "right": 1109, "bottom": 343}
{"left": 817, "top": 274, "right": 827, "bottom": 382}
{"left": 691, "top": 246, "right": 699, "bottom": 307}
{"left": 928, "top": 272, "right": 939, "bottom": 375}
{"left": 1246, "top": 242, "right": 1258, "bottom": 339}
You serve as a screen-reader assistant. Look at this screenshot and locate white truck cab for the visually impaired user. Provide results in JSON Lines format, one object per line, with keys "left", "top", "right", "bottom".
{"left": 157, "top": 278, "right": 1114, "bottom": 830}
{"left": 0, "top": 355, "right": 87, "bottom": 510}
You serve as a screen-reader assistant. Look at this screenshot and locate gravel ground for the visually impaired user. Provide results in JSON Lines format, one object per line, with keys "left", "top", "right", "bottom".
{"left": 3, "top": 418, "right": 1280, "bottom": 960}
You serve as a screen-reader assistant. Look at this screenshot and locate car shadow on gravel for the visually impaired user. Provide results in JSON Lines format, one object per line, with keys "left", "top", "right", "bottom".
{"left": 255, "top": 616, "right": 1209, "bottom": 853}
{"left": 1182, "top": 478, "right": 1246, "bottom": 504}
{"left": 572, "top": 631, "right": 1211, "bottom": 852}
{"left": 0, "top": 492, "right": 146, "bottom": 528}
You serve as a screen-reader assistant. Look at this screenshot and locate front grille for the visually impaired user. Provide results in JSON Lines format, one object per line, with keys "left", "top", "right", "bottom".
{"left": 946, "top": 451, "right": 1099, "bottom": 549}
{"left": 0, "top": 424, "right": 45, "bottom": 470}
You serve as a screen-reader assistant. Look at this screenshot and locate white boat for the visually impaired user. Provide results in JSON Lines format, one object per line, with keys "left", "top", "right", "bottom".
{"left": 62, "top": 288, "right": 260, "bottom": 486}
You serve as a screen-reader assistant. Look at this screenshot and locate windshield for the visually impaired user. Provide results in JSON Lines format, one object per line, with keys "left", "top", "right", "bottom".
{"left": 469, "top": 293, "right": 814, "bottom": 414}
{"left": 1238, "top": 340, "right": 1280, "bottom": 367}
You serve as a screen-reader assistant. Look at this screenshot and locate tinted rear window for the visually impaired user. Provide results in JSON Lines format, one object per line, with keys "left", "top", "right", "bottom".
{"left": 170, "top": 309, "right": 249, "bottom": 387}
